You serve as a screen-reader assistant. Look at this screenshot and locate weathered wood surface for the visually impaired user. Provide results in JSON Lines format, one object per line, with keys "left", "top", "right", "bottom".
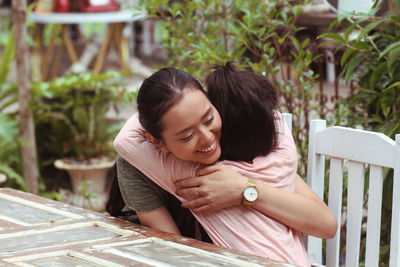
{"left": 0, "top": 188, "right": 294, "bottom": 266}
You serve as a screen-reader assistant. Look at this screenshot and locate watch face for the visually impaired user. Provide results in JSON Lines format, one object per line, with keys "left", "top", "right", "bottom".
{"left": 244, "top": 187, "right": 258, "bottom": 201}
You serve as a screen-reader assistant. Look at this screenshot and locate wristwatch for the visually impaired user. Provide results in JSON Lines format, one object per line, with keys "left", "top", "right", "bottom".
{"left": 242, "top": 178, "right": 259, "bottom": 207}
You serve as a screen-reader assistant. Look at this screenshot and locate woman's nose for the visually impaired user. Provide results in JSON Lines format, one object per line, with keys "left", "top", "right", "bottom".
{"left": 198, "top": 126, "right": 214, "bottom": 144}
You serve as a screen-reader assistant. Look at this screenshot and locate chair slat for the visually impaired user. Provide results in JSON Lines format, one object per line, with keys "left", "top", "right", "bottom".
{"left": 307, "top": 120, "right": 327, "bottom": 201}
{"left": 326, "top": 158, "right": 343, "bottom": 267}
{"left": 281, "top": 113, "right": 292, "bottom": 132}
{"left": 365, "top": 165, "right": 383, "bottom": 267}
{"left": 389, "top": 134, "right": 400, "bottom": 267}
{"left": 345, "top": 161, "right": 365, "bottom": 267}
{"left": 306, "top": 120, "right": 326, "bottom": 264}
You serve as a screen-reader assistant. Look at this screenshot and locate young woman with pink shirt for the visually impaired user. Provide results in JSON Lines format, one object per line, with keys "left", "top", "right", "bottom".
{"left": 112, "top": 64, "right": 336, "bottom": 266}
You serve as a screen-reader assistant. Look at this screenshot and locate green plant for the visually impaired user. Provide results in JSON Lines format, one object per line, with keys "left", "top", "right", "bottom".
{"left": 32, "top": 71, "right": 131, "bottom": 163}
{"left": 319, "top": 9, "right": 400, "bottom": 136}
{"left": 142, "top": 0, "right": 319, "bottom": 175}
{"left": 0, "top": 27, "right": 27, "bottom": 191}
{"left": 0, "top": 11, "right": 13, "bottom": 46}
{"left": 78, "top": 180, "right": 97, "bottom": 210}
{"left": 0, "top": 114, "right": 27, "bottom": 191}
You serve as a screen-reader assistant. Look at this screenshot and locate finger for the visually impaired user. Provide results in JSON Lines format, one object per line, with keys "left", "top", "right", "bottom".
{"left": 196, "top": 165, "right": 221, "bottom": 176}
{"left": 175, "top": 176, "right": 202, "bottom": 189}
{"left": 192, "top": 204, "right": 214, "bottom": 213}
{"left": 181, "top": 197, "right": 208, "bottom": 209}
{"left": 176, "top": 187, "right": 199, "bottom": 200}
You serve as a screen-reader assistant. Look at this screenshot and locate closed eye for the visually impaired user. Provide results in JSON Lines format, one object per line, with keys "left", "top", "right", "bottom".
{"left": 204, "top": 116, "right": 214, "bottom": 126}
{"left": 181, "top": 133, "right": 194, "bottom": 142}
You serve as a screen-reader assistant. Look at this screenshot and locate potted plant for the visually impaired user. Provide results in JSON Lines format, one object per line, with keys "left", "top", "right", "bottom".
{"left": 32, "top": 71, "right": 132, "bottom": 211}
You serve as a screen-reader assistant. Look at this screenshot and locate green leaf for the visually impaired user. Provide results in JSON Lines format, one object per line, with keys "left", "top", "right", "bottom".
{"left": 317, "top": 33, "right": 345, "bottom": 44}
{"left": 341, "top": 53, "right": 365, "bottom": 83}
{"left": 350, "top": 40, "right": 370, "bottom": 50}
{"left": 387, "top": 46, "right": 400, "bottom": 77}
{"left": 0, "top": 165, "right": 27, "bottom": 191}
{"left": 391, "top": 15, "right": 400, "bottom": 25}
{"left": 384, "top": 81, "right": 400, "bottom": 91}
{"left": 379, "top": 40, "right": 400, "bottom": 59}
{"left": 369, "top": 62, "right": 387, "bottom": 89}
{"left": 0, "top": 114, "right": 18, "bottom": 142}
{"left": 341, "top": 48, "right": 355, "bottom": 67}
{"left": 358, "top": 18, "right": 385, "bottom": 39}
{"left": 0, "top": 29, "right": 15, "bottom": 84}
{"left": 289, "top": 36, "right": 300, "bottom": 51}
{"left": 338, "top": 12, "right": 351, "bottom": 24}
{"left": 301, "top": 38, "right": 310, "bottom": 49}
{"left": 280, "top": 10, "right": 287, "bottom": 22}
{"left": 379, "top": 91, "right": 394, "bottom": 118}
{"left": 328, "top": 18, "right": 339, "bottom": 31}
{"left": 344, "top": 16, "right": 369, "bottom": 41}
{"left": 319, "top": 41, "right": 342, "bottom": 47}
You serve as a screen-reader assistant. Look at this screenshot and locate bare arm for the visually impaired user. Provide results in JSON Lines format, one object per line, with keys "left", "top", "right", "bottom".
{"left": 255, "top": 174, "right": 337, "bottom": 239}
{"left": 137, "top": 207, "right": 181, "bottom": 235}
{"left": 116, "top": 156, "right": 182, "bottom": 236}
{"left": 175, "top": 165, "right": 337, "bottom": 239}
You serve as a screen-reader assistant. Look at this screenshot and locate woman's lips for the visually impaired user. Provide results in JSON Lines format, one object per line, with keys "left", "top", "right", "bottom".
{"left": 197, "top": 139, "right": 217, "bottom": 154}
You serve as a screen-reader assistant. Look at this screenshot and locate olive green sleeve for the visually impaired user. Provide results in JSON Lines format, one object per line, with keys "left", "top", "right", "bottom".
{"left": 116, "top": 155, "right": 169, "bottom": 213}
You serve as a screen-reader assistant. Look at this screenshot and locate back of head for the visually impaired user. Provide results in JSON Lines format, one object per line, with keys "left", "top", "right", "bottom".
{"left": 206, "top": 63, "right": 278, "bottom": 161}
{"left": 137, "top": 67, "right": 205, "bottom": 140}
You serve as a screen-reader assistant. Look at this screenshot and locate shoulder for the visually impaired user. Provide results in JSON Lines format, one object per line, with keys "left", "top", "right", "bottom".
{"left": 114, "top": 112, "right": 145, "bottom": 150}
{"left": 273, "top": 111, "right": 297, "bottom": 159}
{"left": 116, "top": 155, "right": 169, "bottom": 213}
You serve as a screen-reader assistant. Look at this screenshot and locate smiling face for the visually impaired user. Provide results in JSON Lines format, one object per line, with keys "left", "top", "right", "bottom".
{"left": 159, "top": 88, "right": 222, "bottom": 165}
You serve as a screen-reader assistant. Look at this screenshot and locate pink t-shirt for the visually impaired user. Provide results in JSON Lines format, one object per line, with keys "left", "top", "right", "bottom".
{"left": 114, "top": 112, "right": 309, "bottom": 267}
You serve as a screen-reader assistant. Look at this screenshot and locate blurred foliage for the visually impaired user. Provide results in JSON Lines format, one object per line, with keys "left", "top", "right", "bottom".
{"left": 319, "top": 10, "right": 400, "bottom": 137}
{"left": 0, "top": 27, "right": 27, "bottom": 191}
{"left": 1, "top": 7, "right": 135, "bottom": 195}
{"left": 31, "top": 71, "right": 133, "bottom": 163}
{"left": 0, "top": 15, "right": 13, "bottom": 46}
{"left": 31, "top": 70, "right": 135, "bottom": 193}
{"left": 141, "top": 0, "right": 319, "bottom": 175}
{"left": 0, "top": 113, "right": 27, "bottom": 191}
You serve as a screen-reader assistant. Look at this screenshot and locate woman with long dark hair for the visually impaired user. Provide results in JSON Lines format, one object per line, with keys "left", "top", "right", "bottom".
{"left": 110, "top": 64, "right": 336, "bottom": 266}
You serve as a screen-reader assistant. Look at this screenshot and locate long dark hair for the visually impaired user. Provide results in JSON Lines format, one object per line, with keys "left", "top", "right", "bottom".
{"left": 137, "top": 67, "right": 206, "bottom": 140}
{"left": 107, "top": 67, "right": 205, "bottom": 219}
{"left": 206, "top": 62, "right": 278, "bottom": 161}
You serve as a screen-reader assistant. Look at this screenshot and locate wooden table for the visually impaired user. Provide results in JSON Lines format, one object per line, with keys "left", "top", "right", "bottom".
{"left": 29, "top": 10, "right": 146, "bottom": 81}
{"left": 0, "top": 188, "right": 294, "bottom": 266}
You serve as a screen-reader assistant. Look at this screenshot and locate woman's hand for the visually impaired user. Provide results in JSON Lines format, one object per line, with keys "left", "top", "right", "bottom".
{"left": 176, "top": 167, "right": 337, "bottom": 238}
{"left": 175, "top": 165, "right": 248, "bottom": 212}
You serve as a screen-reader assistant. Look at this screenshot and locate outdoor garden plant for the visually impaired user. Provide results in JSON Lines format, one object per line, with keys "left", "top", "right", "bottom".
{"left": 32, "top": 70, "right": 133, "bottom": 210}
{"left": 32, "top": 71, "right": 127, "bottom": 162}
{"left": 0, "top": 27, "right": 26, "bottom": 191}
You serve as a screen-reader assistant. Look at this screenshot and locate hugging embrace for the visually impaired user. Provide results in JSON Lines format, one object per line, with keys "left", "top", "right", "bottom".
{"left": 109, "top": 63, "right": 337, "bottom": 266}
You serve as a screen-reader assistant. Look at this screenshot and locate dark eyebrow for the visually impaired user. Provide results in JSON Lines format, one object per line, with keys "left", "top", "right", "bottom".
{"left": 174, "top": 107, "right": 212, "bottom": 136}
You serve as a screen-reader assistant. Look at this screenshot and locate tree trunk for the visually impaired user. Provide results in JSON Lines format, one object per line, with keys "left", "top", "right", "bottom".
{"left": 12, "top": 1, "right": 39, "bottom": 194}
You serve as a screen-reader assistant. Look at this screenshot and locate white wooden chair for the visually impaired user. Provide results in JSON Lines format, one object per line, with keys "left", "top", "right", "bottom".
{"left": 282, "top": 113, "right": 292, "bottom": 131}
{"left": 306, "top": 119, "right": 400, "bottom": 267}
